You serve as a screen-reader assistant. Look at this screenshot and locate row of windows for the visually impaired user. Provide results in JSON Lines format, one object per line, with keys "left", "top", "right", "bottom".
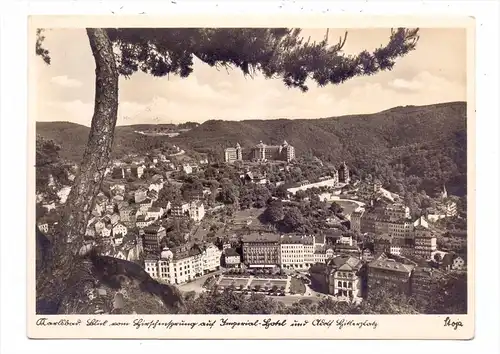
{"left": 336, "top": 281, "right": 353, "bottom": 288}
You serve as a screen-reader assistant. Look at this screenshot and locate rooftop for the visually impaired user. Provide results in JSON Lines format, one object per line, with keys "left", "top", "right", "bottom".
{"left": 242, "top": 232, "right": 281, "bottom": 243}
{"left": 327, "top": 255, "right": 362, "bottom": 271}
{"left": 368, "top": 259, "right": 414, "bottom": 273}
{"left": 280, "top": 234, "right": 313, "bottom": 245}
{"left": 143, "top": 225, "right": 164, "bottom": 233}
{"left": 225, "top": 248, "right": 240, "bottom": 257}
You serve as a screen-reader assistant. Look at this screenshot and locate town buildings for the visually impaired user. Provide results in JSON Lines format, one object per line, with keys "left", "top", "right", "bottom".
{"left": 112, "top": 164, "right": 145, "bottom": 180}
{"left": 441, "top": 253, "right": 467, "bottom": 271}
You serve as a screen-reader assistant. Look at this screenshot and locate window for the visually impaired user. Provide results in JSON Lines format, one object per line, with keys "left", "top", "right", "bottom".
{"left": 337, "top": 281, "right": 342, "bottom": 287}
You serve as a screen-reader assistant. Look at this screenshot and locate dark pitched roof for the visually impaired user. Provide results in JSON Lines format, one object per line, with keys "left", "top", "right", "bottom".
{"left": 143, "top": 225, "right": 164, "bottom": 233}
{"left": 225, "top": 248, "right": 240, "bottom": 257}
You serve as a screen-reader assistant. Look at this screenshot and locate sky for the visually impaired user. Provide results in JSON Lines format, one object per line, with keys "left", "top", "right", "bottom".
{"left": 34, "top": 28, "right": 467, "bottom": 127}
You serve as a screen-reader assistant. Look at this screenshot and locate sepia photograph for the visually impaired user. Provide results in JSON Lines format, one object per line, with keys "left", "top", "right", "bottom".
{"left": 28, "top": 14, "right": 474, "bottom": 339}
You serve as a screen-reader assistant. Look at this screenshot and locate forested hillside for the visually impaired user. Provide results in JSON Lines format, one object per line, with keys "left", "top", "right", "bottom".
{"left": 36, "top": 101, "right": 468, "bottom": 197}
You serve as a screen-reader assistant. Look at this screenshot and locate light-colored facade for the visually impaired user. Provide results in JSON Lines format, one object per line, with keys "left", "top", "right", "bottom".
{"left": 189, "top": 201, "right": 205, "bottom": 222}
{"left": 146, "top": 207, "right": 164, "bottom": 220}
{"left": 388, "top": 219, "right": 413, "bottom": 239}
{"left": 202, "top": 243, "right": 221, "bottom": 273}
{"left": 135, "top": 215, "right": 155, "bottom": 229}
{"left": 224, "top": 143, "right": 243, "bottom": 163}
{"left": 252, "top": 140, "right": 295, "bottom": 162}
{"left": 134, "top": 189, "right": 148, "bottom": 204}
{"left": 327, "top": 255, "right": 363, "bottom": 299}
{"left": 286, "top": 176, "right": 339, "bottom": 195}
{"left": 225, "top": 248, "right": 241, "bottom": 267}
{"left": 112, "top": 223, "right": 128, "bottom": 237}
{"left": 144, "top": 245, "right": 207, "bottom": 285}
{"left": 279, "top": 235, "right": 309, "bottom": 269}
{"left": 414, "top": 225, "right": 437, "bottom": 260}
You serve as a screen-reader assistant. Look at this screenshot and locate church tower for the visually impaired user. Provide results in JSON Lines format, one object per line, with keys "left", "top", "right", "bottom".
{"left": 441, "top": 184, "right": 448, "bottom": 200}
{"left": 235, "top": 142, "right": 242, "bottom": 161}
{"left": 339, "top": 161, "right": 350, "bottom": 184}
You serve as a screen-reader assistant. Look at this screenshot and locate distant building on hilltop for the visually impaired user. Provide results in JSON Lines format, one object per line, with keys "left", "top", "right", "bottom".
{"left": 252, "top": 140, "right": 295, "bottom": 162}
{"left": 224, "top": 143, "right": 243, "bottom": 163}
{"left": 224, "top": 140, "right": 296, "bottom": 163}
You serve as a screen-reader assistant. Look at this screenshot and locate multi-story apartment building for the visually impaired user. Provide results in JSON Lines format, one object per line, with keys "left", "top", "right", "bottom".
{"left": 279, "top": 235, "right": 310, "bottom": 270}
{"left": 388, "top": 218, "right": 413, "bottom": 239}
{"left": 374, "top": 216, "right": 391, "bottom": 234}
{"left": 119, "top": 206, "right": 137, "bottom": 226}
{"left": 189, "top": 201, "right": 205, "bottom": 222}
{"left": 444, "top": 200, "right": 458, "bottom": 217}
{"left": 143, "top": 225, "right": 166, "bottom": 253}
{"left": 367, "top": 258, "right": 415, "bottom": 296}
{"left": 414, "top": 224, "right": 437, "bottom": 260}
{"left": 384, "top": 203, "right": 410, "bottom": 220}
{"left": 350, "top": 209, "right": 364, "bottom": 233}
{"left": 201, "top": 243, "right": 222, "bottom": 273}
{"left": 373, "top": 235, "right": 392, "bottom": 254}
{"left": 411, "top": 267, "right": 444, "bottom": 304}
{"left": 144, "top": 244, "right": 205, "bottom": 285}
{"left": 171, "top": 201, "right": 190, "bottom": 217}
{"left": 224, "top": 248, "right": 241, "bottom": 268}
{"left": 242, "top": 232, "right": 280, "bottom": 268}
{"left": 333, "top": 243, "right": 362, "bottom": 258}
{"left": 224, "top": 143, "right": 243, "bottom": 163}
{"left": 326, "top": 255, "right": 363, "bottom": 299}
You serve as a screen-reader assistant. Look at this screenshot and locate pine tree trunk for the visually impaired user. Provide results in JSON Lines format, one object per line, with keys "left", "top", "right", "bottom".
{"left": 59, "top": 28, "right": 119, "bottom": 253}
{"left": 37, "top": 28, "right": 119, "bottom": 313}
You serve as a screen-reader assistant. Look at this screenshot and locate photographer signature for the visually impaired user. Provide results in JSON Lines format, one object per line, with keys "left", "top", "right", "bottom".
{"left": 443, "top": 316, "right": 463, "bottom": 330}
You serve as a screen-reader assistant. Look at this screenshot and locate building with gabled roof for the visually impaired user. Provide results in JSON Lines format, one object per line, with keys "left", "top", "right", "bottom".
{"left": 367, "top": 258, "right": 415, "bottom": 296}
{"left": 326, "top": 255, "right": 363, "bottom": 299}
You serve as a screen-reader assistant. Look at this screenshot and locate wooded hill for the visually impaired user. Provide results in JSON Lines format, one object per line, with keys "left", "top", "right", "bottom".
{"left": 36, "top": 101, "right": 468, "bottom": 196}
